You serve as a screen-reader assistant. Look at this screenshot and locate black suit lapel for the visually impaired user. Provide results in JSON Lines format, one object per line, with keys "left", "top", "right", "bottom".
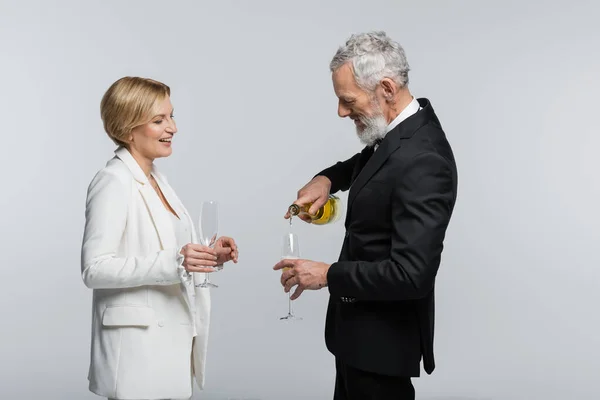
{"left": 346, "top": 98, "right": 434, "bottom": 216}
{"left": 347, "top": 136, "right": 400, "bottom": 212}
{"left": 350, "top": 145, "right": 375, "bottom": 184}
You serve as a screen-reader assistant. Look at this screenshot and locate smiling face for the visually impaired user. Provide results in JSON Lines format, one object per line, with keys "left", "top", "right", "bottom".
{"left": 127, "top": 96, "right": 177, "bottom": 163}
{"left": 332, "top": 63, "right": 389, "bottom": 146}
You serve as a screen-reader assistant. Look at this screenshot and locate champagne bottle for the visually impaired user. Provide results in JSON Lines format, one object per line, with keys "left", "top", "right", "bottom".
{"left": 288, "top": 195, "right": 342, "bottom": 225}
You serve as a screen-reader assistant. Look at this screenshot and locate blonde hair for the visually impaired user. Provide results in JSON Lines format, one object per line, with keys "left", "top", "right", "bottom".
{"left": 100, "top": 77, "right": 171, "bottom": 146}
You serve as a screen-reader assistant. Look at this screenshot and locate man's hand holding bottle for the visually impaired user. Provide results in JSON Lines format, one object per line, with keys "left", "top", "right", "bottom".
{"left": 284, "top": 175, "right": 333, "bottom": 224}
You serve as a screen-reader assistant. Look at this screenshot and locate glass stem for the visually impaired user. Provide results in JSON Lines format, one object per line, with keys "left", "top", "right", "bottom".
{"left": 204, "top": 242, "right": 214, "bottom": 282}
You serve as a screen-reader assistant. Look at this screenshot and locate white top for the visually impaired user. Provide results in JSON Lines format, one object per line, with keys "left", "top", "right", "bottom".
{"left": 169, "top": 211, "right": 192, "bottom": 249}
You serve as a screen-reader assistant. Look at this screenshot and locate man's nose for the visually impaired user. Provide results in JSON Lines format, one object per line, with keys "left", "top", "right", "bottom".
{"left": 338, "top": 102, "right": 351, "bottom": 118}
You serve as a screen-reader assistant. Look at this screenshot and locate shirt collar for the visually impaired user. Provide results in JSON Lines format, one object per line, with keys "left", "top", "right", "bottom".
{"left": 373, "top": 97, "right": 421, "bottom": 149}
{"left": 385, "top": 96, "right": 421, "bottom": 134}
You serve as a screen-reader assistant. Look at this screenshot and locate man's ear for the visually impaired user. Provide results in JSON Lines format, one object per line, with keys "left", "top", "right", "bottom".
{"left": 380, "top": 78, "right": 397, "bottom": 102}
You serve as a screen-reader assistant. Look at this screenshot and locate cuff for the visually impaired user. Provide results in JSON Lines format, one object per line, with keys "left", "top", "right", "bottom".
{"left": 313, "top": 172, "right": 337, "bottom": 192}
{"left": 326, "top": 262, "right": 343, "bottom": 297}
{"left": 176, "top": 247, "right": 192, "bottom": 284}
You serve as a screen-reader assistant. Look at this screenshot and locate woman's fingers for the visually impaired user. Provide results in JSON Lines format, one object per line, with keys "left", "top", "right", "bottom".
{"left": 186, "top": 265, "right": 217, "bottom": 273}
{"left": 182, "top": 243, "right": 218, "bottom": 260}
{"left": 186, "top": 258, "right": 218, "bottom": 267}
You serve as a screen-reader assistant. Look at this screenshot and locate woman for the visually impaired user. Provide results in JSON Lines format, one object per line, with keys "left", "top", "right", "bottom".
{"left": 81, "top": 76, "right": 238, "bottom": 400}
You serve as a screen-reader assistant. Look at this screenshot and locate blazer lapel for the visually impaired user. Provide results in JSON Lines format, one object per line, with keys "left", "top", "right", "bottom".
{"left": 114, "top": 147, "right": 199, "bottom": 321}
{"left": 152, "top": 170, "right": 198, "bottom": 244}
{"left": 151, "top": 172, "right": 186, "bottom": 220}
{"left": 151, "top": 170, "right": 202, "bottom": 311}
{"left": 138, "top": 184, "right": 177, "bottom": 250}
{"left": 114, "top": 147, "right": 177, "bottom": 251}
{"left": 346, "top": 98, "right": 434, "bottom": 216}
{"left": 347, "top": 136, "right": 400, "bottom": 213}
{"left": 350, "top": 145, "right": 375, "bottom": 184}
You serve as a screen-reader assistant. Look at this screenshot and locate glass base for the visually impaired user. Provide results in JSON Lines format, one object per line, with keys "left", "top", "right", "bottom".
{"left": 280, "top": 313, "right": 302, "bottom": 321}
{"left": 195, "top": 270, "right": 218, "bottom": 288}
{"left": 196, "top": 281, "right": 218, "bottom": 288}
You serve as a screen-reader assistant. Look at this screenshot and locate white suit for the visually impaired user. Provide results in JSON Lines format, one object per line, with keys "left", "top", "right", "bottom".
{"left": 81, "top": 147, "right": 211, "bottom": 399}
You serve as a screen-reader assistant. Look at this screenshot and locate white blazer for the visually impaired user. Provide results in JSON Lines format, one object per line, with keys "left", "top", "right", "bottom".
{"left": 81, "top": 147, "right": 211, "bottom": 399}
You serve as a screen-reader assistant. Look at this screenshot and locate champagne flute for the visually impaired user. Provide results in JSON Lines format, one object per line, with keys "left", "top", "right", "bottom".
{"left": 280, "top": 231, "right": 302, "bottom": 321}
{"left": 196, "top": 201, "right": 219, "bottom": 288}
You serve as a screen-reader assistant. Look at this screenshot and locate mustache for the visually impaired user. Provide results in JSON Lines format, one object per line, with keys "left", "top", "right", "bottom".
{"left": 350, "top": 114, "right": 369, "bottom": 124}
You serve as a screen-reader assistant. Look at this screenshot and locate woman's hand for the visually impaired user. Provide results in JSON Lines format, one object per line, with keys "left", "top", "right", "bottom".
{"left": 180, "top": 244, "right": 219, "bottom": 273}
{"left": 214, "top": 236, "right": 239, "bottom": 265}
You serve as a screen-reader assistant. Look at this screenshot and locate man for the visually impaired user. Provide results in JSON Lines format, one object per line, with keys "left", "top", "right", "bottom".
{"left": 273, "top": 31, "right": 458, "bottom": 400}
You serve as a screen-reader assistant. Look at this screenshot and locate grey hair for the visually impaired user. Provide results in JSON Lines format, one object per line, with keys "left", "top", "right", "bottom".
{"left": 330, "top": 31, "right": 410, "bottom": 91}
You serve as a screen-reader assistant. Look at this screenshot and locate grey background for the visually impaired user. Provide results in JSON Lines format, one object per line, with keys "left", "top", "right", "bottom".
{"left": 1, "top": 0, "right": 599, "bottom": 399}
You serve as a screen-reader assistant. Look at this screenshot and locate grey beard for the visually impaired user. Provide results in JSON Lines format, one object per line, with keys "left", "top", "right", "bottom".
{"left": 356, "top": 114, "right": 388, "bottom": 147}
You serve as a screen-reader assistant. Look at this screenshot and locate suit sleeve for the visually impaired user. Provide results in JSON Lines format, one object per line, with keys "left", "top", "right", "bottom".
{"left": 81, "top": 170, "right": 183, "bottom": 289}
{"left": 326, "top": 152, "right": 456, "bottom": 301}
{"left": 314, "top": 152, "right": 361, "bottom": 193}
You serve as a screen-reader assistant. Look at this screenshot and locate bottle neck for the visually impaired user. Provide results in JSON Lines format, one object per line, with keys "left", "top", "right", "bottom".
{"left": 288, "top": 204, "right": 301, "bottom": 216}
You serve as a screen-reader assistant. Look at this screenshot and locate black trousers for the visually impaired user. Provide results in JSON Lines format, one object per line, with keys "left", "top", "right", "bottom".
{"left": 333, "top": 358, "right": 415, "bottom": 400}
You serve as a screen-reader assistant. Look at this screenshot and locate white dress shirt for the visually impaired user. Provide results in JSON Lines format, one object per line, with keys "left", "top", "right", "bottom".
{"left": 375, "top": 96, "right": 422, "bottom": 150}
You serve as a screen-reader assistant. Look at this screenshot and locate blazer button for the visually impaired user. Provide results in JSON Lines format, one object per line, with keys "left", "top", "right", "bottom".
{"left": 158, "top": 320, "right": 165, "bottom": 327}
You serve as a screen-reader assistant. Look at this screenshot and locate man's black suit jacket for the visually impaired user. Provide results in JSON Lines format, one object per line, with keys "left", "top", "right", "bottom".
{"left": 316, "top": 98, "right": 458, "bottom": 377}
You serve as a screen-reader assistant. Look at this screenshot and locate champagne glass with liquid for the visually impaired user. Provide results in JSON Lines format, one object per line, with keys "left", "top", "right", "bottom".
{"left": 196, "top": 201, "right": 219, "bottom": 288}
{"left": 280, "top": 231, "right": 302, "bottom": 321}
